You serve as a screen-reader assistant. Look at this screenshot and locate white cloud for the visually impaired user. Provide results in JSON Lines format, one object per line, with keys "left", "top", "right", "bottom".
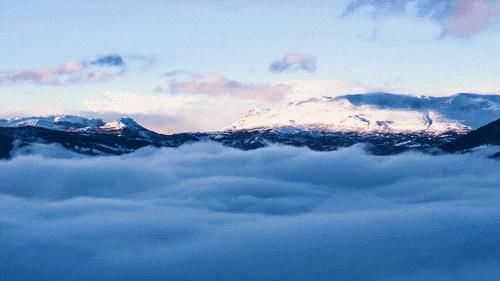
{"left": 0, "top": 54, "right": 155, "bottom": 86}
{"left": 269, "top": 53, "right": 317, "bottom": 73}
{"left": 84, "top": 91, "right": 192, "bottom": 115}
{"left": 84, "top": 91, "right": 267, "bottom": 132}
{"left": 281, "top": 79, "right": 399, "bottom": 101}
{"left": 1, "top": 143, "right": 499, "bottom": 280}
{"left": 0, "top": 55, "right": 124, "bottom": 86}
{"left": 156, "top": 74, "right": 291, "bottom": 101}
{"left": 81, "top": 79, "right": 403, "bottom": 133}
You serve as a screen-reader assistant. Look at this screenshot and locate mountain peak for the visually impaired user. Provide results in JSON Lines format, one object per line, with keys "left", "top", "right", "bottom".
{"left": 99, "top": 118, "right": 140, "bottom": 131}
{"left": 0, "top": 115, "right": 158, "bottom": 139}
{"left": 0, "top": 115, "right": 104, "bottom": 131}
{"left": 441, "top": 118, "right": 500, "bottom": 155}
{"left": 224, "top": 93, "right": 500, "bottom": 134}
{"left": 118, "top": 117, "right": 141, "bottom": 127}
{"left": 96, "top": 117, "right": 159, "bottom": 139}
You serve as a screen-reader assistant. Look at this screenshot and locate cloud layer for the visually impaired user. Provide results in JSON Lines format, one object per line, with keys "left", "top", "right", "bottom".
{"left": 269, "top": 53, "right": 317, "bottom": 73}
{"left": 157, "top": 74, "right": 291, "bottom": 101}
{"left": 1, "top": 143, "right": 499, "bottom": 280}
{"left": 344, "top": 0, "right": 500, "bottom": 37}
{"left": 0, "top": 54, "right": 154, "bottom": 86}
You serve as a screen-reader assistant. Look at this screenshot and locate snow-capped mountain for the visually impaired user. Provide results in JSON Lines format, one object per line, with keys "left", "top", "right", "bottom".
{"left": 339, "top": 93, "right": 500, "bottom": 128}
{"left": 0, "top": 115, "right": 104, "bottom": 132}
{"left": 0, "top": 115, "right": 160, "bottom": 140}
{"left": 224, "top": 93, "right": 500, "bottom": 134}
{"left": 0, "top": 119, "right": 200, "bottom": 158}
{"left": 93, "top": 117, "right": 161, "bottom": 139}
{"left": 0, "top": 93, "right": 498, "bottom": 158}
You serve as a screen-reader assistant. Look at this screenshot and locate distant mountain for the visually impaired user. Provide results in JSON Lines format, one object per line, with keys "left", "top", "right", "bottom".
{"left": 0, "top": 125, "right": 199, "bottom": 158}
{"left": 224, "top": 93, "right": 499, "bottom": 133}
{"left": 0, "top": 115, "right": 163, "bottom": 139}
{"left": 335, "top": 93, "right": 500, "bottom": 128}
{"left": 0, "top": 115, "right": 200, "bottom": 158}
{"left": 0, "top": 93, "right": 499, "bottom": 158}
{"left": 0, "top": 115, "right": 104, "bottom": 131}
{"left": 0, "top": 122, "right": 461, "bottom": 158}
{"left": 91, "top": 117, "right": 165, "bottom": 140}
{"left": 441, "top": 118, "right": 500, "bottom": 157}
{"left": 0, "top": 117, "right": 462, "bottom": 158}
{"left": 206, "top": 128, "right": 461, "bottom": 155}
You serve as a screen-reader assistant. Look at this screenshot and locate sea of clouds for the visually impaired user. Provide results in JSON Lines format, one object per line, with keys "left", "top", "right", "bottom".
{"left": 1, "top": 142, "right": 499, "bottom": 281}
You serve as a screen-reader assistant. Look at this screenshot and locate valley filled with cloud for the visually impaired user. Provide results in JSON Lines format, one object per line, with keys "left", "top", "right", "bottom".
{"left": 1, "top": 143, "right": 499, "bottom": 281}
{"left": 2, "top": 2, "right": 500, "bottom": 280}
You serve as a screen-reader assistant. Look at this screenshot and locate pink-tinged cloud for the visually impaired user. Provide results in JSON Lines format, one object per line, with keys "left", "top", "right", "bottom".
{"left": 445, "top": 0, "right": 500, "bottom": 37}
{"left": 269, "top": 53, "right": 317, "bottom": 73}
{"left": 0, "top": 55, "right": 128, "bottom": 86}
{"left": 344, "top": 0, "right": 500, "bottom": 38}
{"left": 0, "top": 61, "right": 103, "bottom": 86}
{"left": 163, "top": 74, "right": 290, "bottom": 101}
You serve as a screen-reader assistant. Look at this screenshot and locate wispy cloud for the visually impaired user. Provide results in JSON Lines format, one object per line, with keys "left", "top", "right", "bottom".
{"left": 90, "top": 54, "right": 125, "bottom": 67}
{"left": 156, "top": 73, "right": 290, "bottom": 101}
{"left": 343, "top": 0, "right": 500, "bottom": 37}
{"left": 0, "top": 61, "right": 107, "bottom": 86}
{"left": 0, "top": 54, "right": 154, "bottom": 86}
{"left": 164, "top": 70, "right": 200, "bottom": 78}
{"left": 344, "top": 0, "right": 409, "bottom": 16}
{"left": 269, "top": 53, "right": 317, "bottom": 73}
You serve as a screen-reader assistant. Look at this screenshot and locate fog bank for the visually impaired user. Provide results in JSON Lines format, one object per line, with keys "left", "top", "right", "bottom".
{"left": 1, "top": 143, "right": 499, "bottom": 281}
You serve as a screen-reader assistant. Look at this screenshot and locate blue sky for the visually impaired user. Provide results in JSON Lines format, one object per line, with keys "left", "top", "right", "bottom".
{"left": 1, "top": 0, "right": 500, "bottom": 132}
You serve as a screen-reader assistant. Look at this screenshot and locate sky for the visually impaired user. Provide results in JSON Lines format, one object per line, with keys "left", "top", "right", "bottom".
{"left": 1, "top": 0, "right": 500, "bottom": 132}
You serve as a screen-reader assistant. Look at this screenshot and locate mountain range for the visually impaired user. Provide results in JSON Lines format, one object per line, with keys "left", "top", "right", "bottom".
{"left": 226, "top": 93, "right": 499, "bottom": 132}
{"left": 1, "top": 93, "right": 499, "bottom": 158}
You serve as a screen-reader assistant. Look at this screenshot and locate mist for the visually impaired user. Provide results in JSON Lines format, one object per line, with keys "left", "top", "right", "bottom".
{"left": 1, "top": 143, "right": 499, "bottom": 281}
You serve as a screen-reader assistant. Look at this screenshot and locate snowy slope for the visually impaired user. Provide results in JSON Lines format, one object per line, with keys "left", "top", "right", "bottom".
{"left": 0, "top": 115, "right": 104, "bottom": 131}
{"left": 338, "top": 93, "right": 500, "bottom": 128}
{"left": 224, "top": 93, "right": 500, "bottom": 134}
{"left": 95, "top": 117, "right": 160, "bottom": 139}
{"left": 0, "top": 115, "right": 158, "bottom": 139}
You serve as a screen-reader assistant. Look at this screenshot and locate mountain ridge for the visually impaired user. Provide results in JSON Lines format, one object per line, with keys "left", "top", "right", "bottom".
{"left": 441, "top": 118, "right": 500, "bottom": 157}
{"left": 1, "top": 93, "right": 499, "bottom": 158}
{"left": 225, "top": 92, "right": 499, "bottom": 133}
